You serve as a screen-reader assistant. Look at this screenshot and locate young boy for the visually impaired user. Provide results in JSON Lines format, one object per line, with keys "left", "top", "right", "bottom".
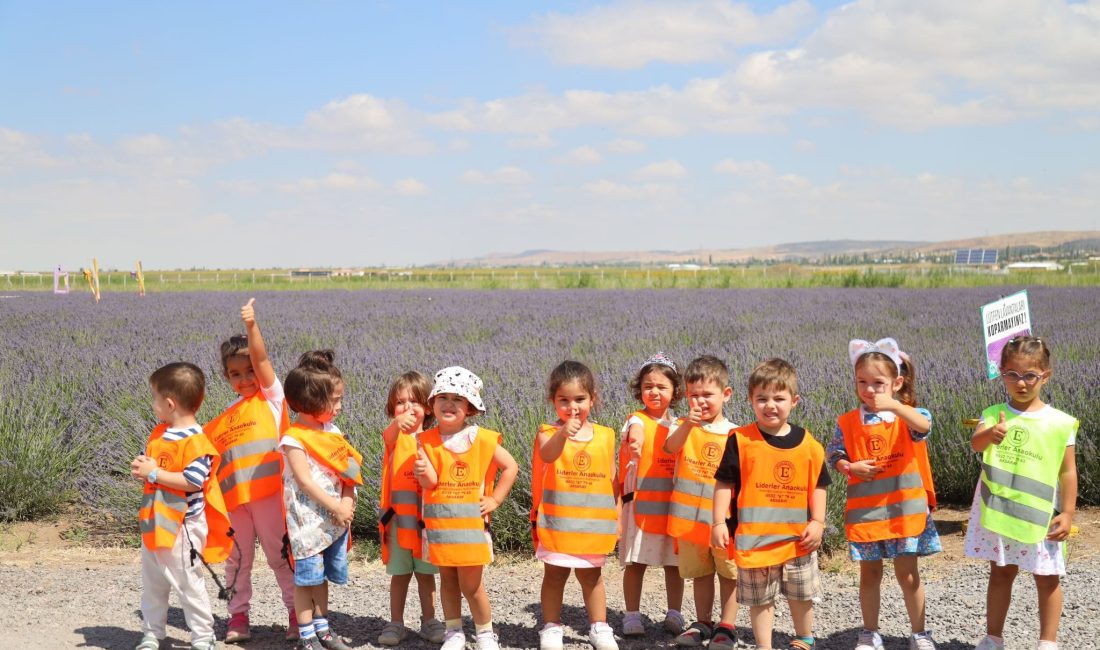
{"left": 711, "top": 359, "right": 829, "bottom": 650}
{"left": 663, "top": 355, "right": 740, "bottom": 650}
{"left": 131, "top": 362, "right": 232, "bottom": 650}
{"left": 204, "top": 298, "right": 296, "bottom": 642}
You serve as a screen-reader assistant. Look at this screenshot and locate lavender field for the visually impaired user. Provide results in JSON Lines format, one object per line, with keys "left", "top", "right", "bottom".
{"left": 1, "top": 288, "right": 1096, "bottom": 551}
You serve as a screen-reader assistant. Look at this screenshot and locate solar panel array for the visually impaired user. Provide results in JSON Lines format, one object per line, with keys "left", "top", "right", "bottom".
{"left": 954, "top": 248, "right": 999, "bottom": 265}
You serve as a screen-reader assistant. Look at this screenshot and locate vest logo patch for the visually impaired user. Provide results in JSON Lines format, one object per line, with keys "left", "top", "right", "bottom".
{"left": 156, "top": 453, "right": 173, "bottom": 469}
{"left": 573, "top": 450, "right": 592, "bottom": 472}
{"left": 773, "top": 460, "right": 795, "bottom": 484}
{"left": 868, "top": 435, "right": 887, "bottom": 458}
{"left": 228, "top": 410, "right": 241, "bottom": 426}
{"left": 1007, "top": 426, "right": 1030, "bottom": 448}
{"left": 450, "top": 460, "right": 471, "bottom": 482}
{"left": 701, "top": 442, "right": 722, "bottom": 463}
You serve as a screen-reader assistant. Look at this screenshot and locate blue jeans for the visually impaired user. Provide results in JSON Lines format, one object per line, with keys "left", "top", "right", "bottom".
{"left": 294, "top": 531, "right": 349, "bottom": 587}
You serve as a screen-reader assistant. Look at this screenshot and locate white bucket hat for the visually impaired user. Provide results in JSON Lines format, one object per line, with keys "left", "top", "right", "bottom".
{"left": 429, "top": 366, "right": 486, "bottom": 413}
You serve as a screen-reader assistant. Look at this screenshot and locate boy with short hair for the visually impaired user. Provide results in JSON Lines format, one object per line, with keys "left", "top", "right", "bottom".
{"left": 131, "top": 362, "right": 233, "bottom": 650}
{"left": 663, "top": 355, "right": 740, "bottom": 650}
{"left": 711, "top": 359, "right": 829, "bottom": 650}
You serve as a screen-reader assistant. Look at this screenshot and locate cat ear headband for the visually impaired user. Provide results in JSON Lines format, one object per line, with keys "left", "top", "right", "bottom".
{"left": 848, "top": 338, "right": 904, "bottom": 371}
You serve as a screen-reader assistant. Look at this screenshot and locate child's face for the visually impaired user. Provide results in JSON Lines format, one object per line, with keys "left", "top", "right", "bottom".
{"left": 316, "top": 381, "right": 344, "bottom": 423}
{"left": 685, "top": 379, "right": 732, "bottom": 423}
{"left": 553, "top": 380, "right": 594, "bottom": 422}
{"left": 639, "top": 370, "right": 675, "bottom": 415}
{"left": 854, "top": 361, "right": 903, "bottom": 411}
{"left": 432, "top": 393, "right": 472, "bottom": 429}
{"left": 1000, "top": 356, "right": 1050, "bottom": 407}
{"left": 750, "top": 384, "right": 800, "bottom": 432}
{"left": 151, "top": 386, "right": 172, "bottom": 423}
{"left": 393, "top": 387, "right": 426, "bottom": 430}
{"left": 224, "top": 355, "right": 259, "bottom": 398}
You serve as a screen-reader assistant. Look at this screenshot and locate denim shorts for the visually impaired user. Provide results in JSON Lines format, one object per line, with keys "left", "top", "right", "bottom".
{"left": 294, "top": 531, "right": 349, "bottom": 587}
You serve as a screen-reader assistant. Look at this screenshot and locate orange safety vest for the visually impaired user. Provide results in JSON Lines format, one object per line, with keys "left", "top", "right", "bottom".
{"left": 139, "top": 424, "right": 233, "bottom": 563}
{"left": 530, "top": 424, "right": 554, "bottom": 549}
{"left": 732, "top": 423, "right": 823, "bottom": 569}
{"left": 536, "top": 423, "right": 618, "bottom": 555}
{"left": 619, "top": 411, "right": 677, "bottom": 534}
{"left": 420, "top": 426, "right": 500, "bottom": 567}
{"left": 283, "top": 424, "right": 364, "bottom": 487}
{"left": 380, "top": 431, "right": 422, "bottom": 564}
{"left": 667, "top": 420, "right": 734, "bottom": 546}
{"left": 839, "top": 409, "right": 936, "bottom": 542}
{"left": 204, "top": 392, "right": 290, "bottom": 510}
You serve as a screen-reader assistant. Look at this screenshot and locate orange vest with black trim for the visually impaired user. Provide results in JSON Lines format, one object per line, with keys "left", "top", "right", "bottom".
{"left": 420, "top": 426, "right": 500, "bottom": 567}
{"left": 205, "top": 392, "right": 290, "bottom": 510}
{"left": 839, "top": 409, "right": 935, "bottom": 542}
{"left": 283, "top": 424, "right": 364, "bottom": 487}
{"left": 536, "top": 424, "right": 618, "bottom": 555}
{"left": 667, "top": 420, "right": 734, "bottom": 545}
{"left": 732, "top": 423, "right": 823, "bottom": 569}
{"left": 619, "top": 411, "right": 677, "bottom": 534}
{"left": 380, "top": 431, "right": 423, "bottom": 564}
{"left": 139, "top": 424, "right": 234, "bottom": 563}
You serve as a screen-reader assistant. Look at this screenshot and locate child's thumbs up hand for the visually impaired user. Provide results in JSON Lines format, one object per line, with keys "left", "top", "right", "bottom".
{"left": 564, "top": 413, "right": 582, "bottom": 437}
{"left": 395, "top": 410, "right": 418, "bottom": 434}
{"left": 627, "top": 435, "right": 643, "bottom": 461}
{"left": 991, "top": 412, "right": 1008, "bottom": 445}
{"left": 240, "top": 298, "right": 257, "bottom": 326}
{"left": 686, "top": 400, "right": 705, "bottom": 427}
{"left": 413, "top": 442, "right": 429, "bottom": 478}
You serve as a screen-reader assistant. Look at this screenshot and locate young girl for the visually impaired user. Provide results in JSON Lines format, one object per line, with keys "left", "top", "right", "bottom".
{"left": 827, "top": 338, "right": 940, "bottom": 650}
{"left": 618, "top": 353, "right": 685, "bottom": 638}
{"left": 414, "top": 366, "right": 519, "bottom": 650}
{"left": 377, "top": 372, "right": 444, "bottom": 646}
{"left": 203, "top": 298, "right": 296, "bottom": 643}
{"left": 533, "top": 361, "right": 620, "bottom": 650}
{"left": 280, "top": 351, "right": 360, "bottom": 650}
{"left": 967, "top": 336, "right": 1078, "bottom": 650}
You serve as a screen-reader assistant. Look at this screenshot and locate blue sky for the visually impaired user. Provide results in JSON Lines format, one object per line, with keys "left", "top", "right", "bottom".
{"left": 2, "top": 0, "right": 1099, "bottom": 269}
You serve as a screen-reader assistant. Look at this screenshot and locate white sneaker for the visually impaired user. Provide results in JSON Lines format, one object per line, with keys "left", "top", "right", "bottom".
{"left": 622, "top": 612, "right": 645, "bottom": 637}
{"left": 441, "top": 628, "right": 467, "bottom": 650}
{"left": 589, "top": 622, "right": 619, "bottom": 650}
{"left": 663, "top": 610, "right": 685, "bottom": 635}
{"left": 909, "top": 631, "right": 937, "bottom": 650}
{"left": 476, "top": 630, "right": 500, "bottom": 650}
{"left": 856, "top": 630, "right": 885, "bottom": 650}
{"left": 540, "top": 623, "right": 565, "bottom": 650}
{"left": 975, "top": 636, "right": 1005, "bottom": 650}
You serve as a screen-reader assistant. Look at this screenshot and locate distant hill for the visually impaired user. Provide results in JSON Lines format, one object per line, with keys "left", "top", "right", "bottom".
{"left": 441, "top": 231, "right": 1100, "bottom": 267}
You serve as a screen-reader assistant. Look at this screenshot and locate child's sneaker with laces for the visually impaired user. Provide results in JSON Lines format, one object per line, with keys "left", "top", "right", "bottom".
{"left": 441, "top": 628, "right": 467, "bottom": 650}
{"left": 476, "top": 629, "right": 500, "bottom": 650}
{"left": 663, "top": 610, "right": 685, "bottom": 635}
{"left": 621, "top": 612, "right": 645, "bottom": 637}
{"left": 588, "top": 622, "right": 619, "bottom": 650}
{"left": 909, "top": 631, "right": 937, "bottom": 650}
{"left": 856, "top": 630, "right": 884, "bottom": 650}
{"left": 420, "top": 618, "right": 446, "bottom": 644}
{"left": 378, "top": 622, "right": 407, "bottom": 646}
{"left": 540, "top": 623, "right": 565, "bottom": 650}
{"left": 975, "top": 636, "right": 1005, "bottom": 650}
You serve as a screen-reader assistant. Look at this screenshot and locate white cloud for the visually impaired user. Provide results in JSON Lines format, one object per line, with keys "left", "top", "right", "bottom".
{"left": 714, "top": 159, "right": 773, "bottom": 176}
{"left": 606, "top": 138, "right": 647, "bottom": 154}
{"left": 566, "top": 146, "right": 602, "bottom": 165}
{"left": 637, "top": 159, "right": 688, "bottom": 178}
{"left": 278, "top": 172, "right": 380, "bottom": 193}
{"left": 583, "top": 179, "right": 677, "bottom": 200}
{"left": 394, "top": 178, "right": 429, "bottom": 196}
{"left": 460, "top": 166, "right": 533, "bottom": 185}
{"left": 525, "top": 0, "right": 816, "bottom": 69}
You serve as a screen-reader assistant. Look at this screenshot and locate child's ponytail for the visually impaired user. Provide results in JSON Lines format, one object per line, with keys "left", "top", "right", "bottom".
{"left": 897, "top": 352, "right": 917, "bottom": 407}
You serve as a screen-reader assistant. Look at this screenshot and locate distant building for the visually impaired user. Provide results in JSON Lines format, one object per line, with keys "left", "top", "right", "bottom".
{"left": 291, "top": 269, "right": 332, "bottom": 277}
{"left": 1006, "top": 262, "right": 1063, "bottom": 271}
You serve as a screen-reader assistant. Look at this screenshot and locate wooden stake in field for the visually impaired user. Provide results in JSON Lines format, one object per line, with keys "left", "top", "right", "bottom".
{"left": 91, "top": 258, "right": 101, "bottom": 303}
{"left": 136, "top": 261, "right": 146, "bottom": 297}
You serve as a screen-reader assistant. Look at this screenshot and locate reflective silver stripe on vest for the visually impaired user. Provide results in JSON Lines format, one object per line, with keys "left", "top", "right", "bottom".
{"left": 220, "top": 438, "right": 278, "bottom": 466}
{"left": 343, "top": 457, "right": 361, "bottom": 482}
{"left": 425, "top": 528, "right": 487, "bottom": 545}
{"left": 846, "top": 472, "right": 923, "bottom": 499}
{"left": 979, "top": 481, "right": 1052, "bottom": 527}
{"left": 423, "top": 502, "right": 483, "bottom": 520}
{"left": 845, "top": 498, "right": 927, "bottom": 524}
{"left": 668, "top": 500, "right": 710, "bottom": 524}
{"left": 738, "top": 506, "right": 806, "bottom": 524}
{"left": 140, "top": 490, "right": 187, "bottom": 536}
{"left": 542, "top": 489, "right": 616, "bottom": 510}
{"left": 981, "top": 463, "right": 1056, "bottom": 502}
{"left": 735, "top": 532, "right": 800, "bottom": 551}
{"left": 220, "top": 458, "right": 282, "bottom": 494}
{"left": 538, "top": 513, "right": 618, "bottom": 535}
{"left": 633, "top": 499, "right": 671, "bottom": 516}
{"left": 671, "top": 476, "right": 715, "bottom": 500}
{"left": 637, "top": 477, "right": 675, "bottom": 492}
{"left": 393, "top": 514, "right": 419, "bottom": 530}
{"left": 390, "top": 489, "right": 420, "bottom": 506}
{"left": 140, "top": 511, "right": 182, "bottom": 536}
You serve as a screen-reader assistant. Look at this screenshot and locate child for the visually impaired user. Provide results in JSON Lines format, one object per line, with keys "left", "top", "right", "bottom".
{"left": 414, "top": 366, "right": 519, "bottom": 650}
{"left": 377, "top": 372, "right": 444, "bottom": 646}
{"left": 131, "top": 362, "right": 232, "bottom": 650}
{"left": 712, "top": 358, "right": 829, "bottom": 650}
{"left": 534, "top": 361, "right": 620, "bottom": 650}
{"left": 663, "top": 355, "right": 739, "bottom": 650}
{"left": 280, "top": 351, "right": 360, "bottom": 650}
{"left": 203, "top": 298, "right": 296, "bottom": 643}
{"left": 619, "top": 353, "right": 686, "bottom": 638}
{"left": 967, "top": 336, "right": 1078, "bottom": 650}
{"left": 827, "top": 339, "right": 940, "bottom": 650}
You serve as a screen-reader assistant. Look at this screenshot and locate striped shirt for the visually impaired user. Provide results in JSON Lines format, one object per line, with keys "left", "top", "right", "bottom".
{"left": 161, "top": 426, "right": 213, "bottom": 518}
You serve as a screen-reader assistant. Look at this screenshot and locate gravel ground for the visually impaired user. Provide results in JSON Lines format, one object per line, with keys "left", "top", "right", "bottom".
{"left": 2, "top": 544, "right": 1095, "bottom": 649}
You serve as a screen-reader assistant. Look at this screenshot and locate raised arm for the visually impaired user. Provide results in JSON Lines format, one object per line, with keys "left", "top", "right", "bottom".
{"left": 539, "top": 417, "right": 580, "bottom": 463}
{"left": 971, "top": 411, "right": 1007, "bottom": 453}
{"left": 241, "top": 298, "right": 277, "bottom": 390}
